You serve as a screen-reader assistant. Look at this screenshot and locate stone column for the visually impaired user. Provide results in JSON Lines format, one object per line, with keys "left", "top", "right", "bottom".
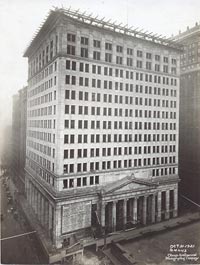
{"left": 41, "top": 196, "right": 44, "bottom": 226}
{"left": 32, "top": 186, "right": 36, "bottom": 213}
{"left": 165, "top": 190, "right": 170, "bottom": 219}
{"left": 54, "top": 205, "right": 62, "bottom": 248}
{"left": 101, "top": 202, "right": 106, "bottom": 227}
{"left": 49, "top": 204, "right": 53, "bottom": 231}
{"left": 97, "top": 202, "right": 101, "bottom": 226}
{"left": 173, "top": 188, "right": 178, "bottom": 217}
{"left": 142, "top": 196, "right": 147, "bottom": 225}
{"left": 157, "top": 192, "right": 162, "bottom": 222}
{"left": 133, "top": 197, "right": 138, "bottom": 224}
{"left": 128, "top": 199, "right": 133, "bottom": 223}
{"left": 112, "top": 201, "right": 117, "bottom": 231}
{"left": 45, "top": 199, "right": 49, "bottom": 228}
{"left": 151, "top": 194, "right": 156, "bottom": 223}
{"left": 35, "top": 190, "right": 39, "bottom": 216}
{"left": 30, "top": 182, "right": 33, "bottom": 207}
{"left": 37, "top": 192, "right": 41, "bottom": 222}
{"left": 123, "top": 199, "right": 127, "bottom": 229}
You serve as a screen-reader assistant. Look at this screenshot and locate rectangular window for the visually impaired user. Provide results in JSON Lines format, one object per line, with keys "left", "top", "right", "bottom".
{"left": 67, "top": 45, "right": 75, "bottom": 55}
{"left": 93, "top": 39, "right": 101, "bottom": 48}
{"left": 105, "top": 42, "right": 112, "bottom": 50}
{"left": 81, "top": 37, "right": 89, "bottom": 45}
{"left": 67, "top": 33, "right": 76, "bottom": 42}
{"left": 137, "top": 50, "right": 143, "bottom": 57}
{"left": 81, "top": 48, "right": 88, "bottom": 58}
{"left": 116, "top": 45, "right": 123, "bottom": 53}
{"left": 93, "top": 51, "right": 101, "bottom": 60}
{"left": 116, "top": 56, "right": 122, "bottom": 65}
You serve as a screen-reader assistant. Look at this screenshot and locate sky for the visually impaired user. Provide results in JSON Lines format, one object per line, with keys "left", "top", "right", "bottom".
{"left": 0, "top": 0, "right": 199, "bottom": 133}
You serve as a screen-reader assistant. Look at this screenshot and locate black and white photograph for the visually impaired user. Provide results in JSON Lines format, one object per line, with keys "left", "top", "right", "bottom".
{"left": 0, "top": 0, "right": 200, "bottom": 264}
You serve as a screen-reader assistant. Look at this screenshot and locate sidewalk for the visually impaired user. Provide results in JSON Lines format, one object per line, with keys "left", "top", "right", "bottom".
{"left": 84, "top": 211, "right": 200, "bottom": 248}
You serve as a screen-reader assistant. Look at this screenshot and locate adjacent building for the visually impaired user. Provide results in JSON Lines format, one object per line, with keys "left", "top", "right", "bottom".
{"left": 23, "top": 8, "right": 181, "bottom": 249}
{"left": 175, "top": 23, "right": 200, "bottom": 204}
{"left": 12, "top": 87, "right": 27, "bottom": 193}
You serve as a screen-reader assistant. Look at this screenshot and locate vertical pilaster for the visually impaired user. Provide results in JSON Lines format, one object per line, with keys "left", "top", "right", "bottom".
{"left": 165, "top": 190, "right": 170, "bottom": 219}
{"left": 38, "top": 192, "right": 41, "bottom": 222}
{"left": 133, "top": 197, "right": 138, "bottom": 224}
{"left": 101, "top": 202, "right": 106, "bottom": 227}
{"left": 49, "top": 203, "right": 53, "bottom": 231}
{"left": 151, "top": 194, "right": 156, "bottom": 223}
{"left": 54, "top": 205, "right": 62, "bottom": 248}
{"left": 142, "top": 196, "right": 147, "bottom": 225}
{"left": 112, "top": 201, "right": 117, "bottom": 231}
{"left": 123, "top": 199, "right": 127, "bottom": 228}
{"left": 41, "top": 196, "right": 44, "bottom": 226}
{"left": 128, "top": 199, "right": 133, "bottom": 223}
{"left": 173, "top": 188, "right": 178, "bottom": 217}
{"left": 157, "top": 192, "right": 162, "bottom": 222}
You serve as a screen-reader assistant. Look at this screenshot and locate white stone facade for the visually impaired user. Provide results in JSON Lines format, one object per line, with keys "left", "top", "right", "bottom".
{"left": 24, "top": 9, "right": 180, "bottom": 249}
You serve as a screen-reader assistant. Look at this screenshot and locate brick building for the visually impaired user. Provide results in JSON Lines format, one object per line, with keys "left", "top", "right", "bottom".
{"left": 175, "top": 23, "right": 200, "bottom": 203}
{"left": 23, "top": 8, "right": 181, "bottom": 249}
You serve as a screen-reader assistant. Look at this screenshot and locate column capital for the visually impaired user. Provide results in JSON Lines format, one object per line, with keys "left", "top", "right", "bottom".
{"left": 101, "top": 201, "right": 108, "bottom": 207}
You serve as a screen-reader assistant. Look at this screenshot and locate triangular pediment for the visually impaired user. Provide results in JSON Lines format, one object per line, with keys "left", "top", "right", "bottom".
{"left": 101, "top": 174, "right": 157, "bottom": 195}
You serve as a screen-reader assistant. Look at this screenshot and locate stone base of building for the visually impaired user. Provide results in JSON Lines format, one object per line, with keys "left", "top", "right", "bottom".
{"left": 24, "top": 171, "right": 179, "bottom": 251}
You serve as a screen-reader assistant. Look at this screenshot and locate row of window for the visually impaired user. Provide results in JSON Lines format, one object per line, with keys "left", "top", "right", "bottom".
{"left": 66, "top": 33, "right": 177, "bottom": 63}
{"left": 28, "top": 119, "right": 56, "bottom": 129}
{"left": 63, "top": 175, "right": 99, "bottom": 189}
{"left": 28, "top": 130, "right": 55, "bottom": 143}
{"left": 64, "top": 118, "right": 177, "bottom": 131}
{"left": 29, "top": 60, "right": 57, "bottom": 89}
{"left": 66, "top": 45, "right": 177, "bottom": 70}
{"left": 65, "top": 89, "right": 177, "bottom": 107}
{"left": 29, "top": 77, "right": 57, "bottom": 101}
{"left": 63, "top": 147, "right": 176, "bottom": 159}
{"left": 28, "top": 140, "right": 52, "bottom": 157}
{"left": 65, "top": 72, "right": 177, "bottom": 87}
{"left": 136, "top": 85, "right": 177, "bottom": 97}
{"left": 65, "top": 88, "right": 177, "bottom": 102}
{"left": 28, "top": 105, "right": 56, "bottom": 118}
{"left": 63, "top": 133, "right": 177, "bottom": 144}
{"left": 29, "top": 37, "right": 58, "bottom": 78}
{"left": 62, "top": 166, "right": 176, "bottom": 189}
{"left": 63, "top": 158, "right": 176, "bottom": 174}
{"left": 29, "top": 91, "right": 55, "bottom": 107}
{"left": 27, "top": 158, "right": 55, "bottom": 187}
{"left": 28, "top": 151, "right": 53, "bottom": 173}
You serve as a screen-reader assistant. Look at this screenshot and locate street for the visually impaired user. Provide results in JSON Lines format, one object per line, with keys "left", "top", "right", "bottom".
{"left": 0, "top": 174, "right": 46, "bottom": 264}
{"left": 122, "top": 220, "right": 200, "bottom": 265}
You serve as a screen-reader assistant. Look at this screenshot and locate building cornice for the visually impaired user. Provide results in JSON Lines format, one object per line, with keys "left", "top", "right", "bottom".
{"left": 24, "top": 7, "right": 182, "bottom": 58}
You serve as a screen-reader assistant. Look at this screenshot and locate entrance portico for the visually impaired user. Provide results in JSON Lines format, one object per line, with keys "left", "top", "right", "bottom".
{"left": 98, "top": 175, "right": 178, "bottom": 232}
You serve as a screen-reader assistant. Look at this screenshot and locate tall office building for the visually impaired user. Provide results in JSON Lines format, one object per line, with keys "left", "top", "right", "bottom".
{"left": 175, "top": 23, "right": 200, "bottom": 203}
{"left": 24, "top": 8, "right": 181, "bottom": 249}
{"left": 12, "top": 87, "right": 27, "bottom": 193}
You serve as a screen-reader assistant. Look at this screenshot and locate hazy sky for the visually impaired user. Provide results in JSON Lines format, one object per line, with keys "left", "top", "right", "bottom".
{"left": 0, "top": 0, "right": 199, "bottom": 132}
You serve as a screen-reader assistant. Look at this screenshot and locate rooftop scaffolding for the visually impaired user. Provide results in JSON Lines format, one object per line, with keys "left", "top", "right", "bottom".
{"left": 24, "top": 6, "right": 182, "bottom": 56}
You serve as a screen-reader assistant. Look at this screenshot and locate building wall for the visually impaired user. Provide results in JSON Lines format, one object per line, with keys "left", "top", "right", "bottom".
{"left": 24, "top": 10, "right": 180, "bottom": 249}
{"left": 176, "top": 24, "right": 200, "bottom": 203}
